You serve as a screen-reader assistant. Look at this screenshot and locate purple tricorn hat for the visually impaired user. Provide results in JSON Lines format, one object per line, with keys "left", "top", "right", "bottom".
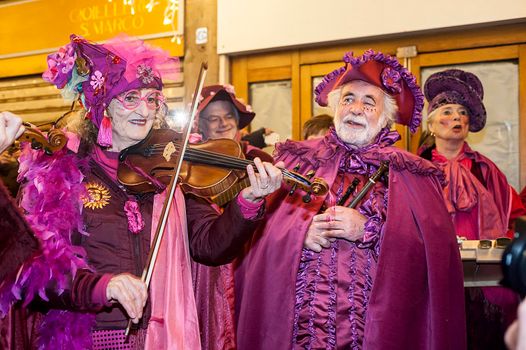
{"left": 43, "top": 34, "right": 179, "bottom": 147}
{"left": 424, "top": 69, "right": 486, "bottom": 132}
{"left": 314, "top": 49, "right": 425, "bottom": 133}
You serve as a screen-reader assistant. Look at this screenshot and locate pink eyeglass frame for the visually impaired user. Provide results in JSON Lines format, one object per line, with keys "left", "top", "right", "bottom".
{"left": 115, "top": 90, "right": 166, "bottom": 110}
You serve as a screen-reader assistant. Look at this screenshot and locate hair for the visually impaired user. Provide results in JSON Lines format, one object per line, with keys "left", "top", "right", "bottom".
{"left": 302, "top": 114, "right": 334, "bottom": 140}
{"left": 327, "top": 85, "right": 398, "bottom": 128}
{"left": 426, "top": 108, "right": 439, "bottom": 130}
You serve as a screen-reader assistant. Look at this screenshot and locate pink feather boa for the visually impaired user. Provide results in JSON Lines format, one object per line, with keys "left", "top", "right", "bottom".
{"left": 0, "top": 144, "right": 95, "bottom": 349}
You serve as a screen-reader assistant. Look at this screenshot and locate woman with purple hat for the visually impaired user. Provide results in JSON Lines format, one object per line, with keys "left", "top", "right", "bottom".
{"left": 420, "top": 68, "right": 526, "bottom": 349}
{"left": 0, "top": 35, "right": 282, "bottom": 350}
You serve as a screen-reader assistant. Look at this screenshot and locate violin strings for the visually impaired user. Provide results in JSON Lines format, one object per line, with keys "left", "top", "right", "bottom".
{"left": 136, "top": 143, "right": 308, "bottom": 185}
{"left": 147, "top": 144, "right": 257, "bottom": 169}
{"left": 147, "top": 149, "right": 260, "bottom": 172}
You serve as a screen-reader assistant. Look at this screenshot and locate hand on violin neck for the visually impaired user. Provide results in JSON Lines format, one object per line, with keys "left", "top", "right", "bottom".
{"left": 240, "top": 158, "right": 284, "bottom": 203}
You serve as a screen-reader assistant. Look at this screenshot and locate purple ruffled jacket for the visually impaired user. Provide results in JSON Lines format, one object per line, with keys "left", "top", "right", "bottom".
{"left": 234, "top": 131, "right": 466, "bottom": 350}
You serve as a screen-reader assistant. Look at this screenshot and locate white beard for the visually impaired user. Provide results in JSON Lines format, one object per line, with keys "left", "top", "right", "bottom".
{"left": 335, "top": 113, "right": 387, "bottom": 147}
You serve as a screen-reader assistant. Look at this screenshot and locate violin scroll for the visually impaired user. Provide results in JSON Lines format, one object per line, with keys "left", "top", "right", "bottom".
{"left": 18, "top": 124, "right": 67, "bottom": 155}
{"left": 310, "top": 178, "right": 329, "bottom": 196}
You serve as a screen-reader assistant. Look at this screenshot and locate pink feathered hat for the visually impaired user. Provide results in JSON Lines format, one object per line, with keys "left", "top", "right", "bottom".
{"left": 43, "top": 34, "right": 179, "bottom": 147}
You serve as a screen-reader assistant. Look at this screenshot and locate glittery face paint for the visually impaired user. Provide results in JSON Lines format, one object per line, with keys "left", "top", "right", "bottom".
{"left": 334, "top": 81, "right": 387, "bottom": 147}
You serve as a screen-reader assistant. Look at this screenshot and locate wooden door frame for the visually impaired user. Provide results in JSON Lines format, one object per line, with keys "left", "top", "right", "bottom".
{"left": 231, "top": 52, "right": 301, "bottom": 137}
{"left": 230, "top": 21, "right": 526, "bottom": 181}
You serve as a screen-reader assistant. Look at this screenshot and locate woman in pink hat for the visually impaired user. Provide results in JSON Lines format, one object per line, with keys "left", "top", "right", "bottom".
{"left": 420, "top": 68, "right": 526, "bottom": 349}
{"left": 0, "top": 35, "right": 282, "bottom": 350}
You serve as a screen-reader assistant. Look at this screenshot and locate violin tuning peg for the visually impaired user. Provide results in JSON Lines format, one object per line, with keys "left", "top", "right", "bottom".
{"left": 44, "top": 148, "right": 53, "bottom": 156}
{"left": 31, "top": 140, "right": 42, "bottom": 150}
{"left": 305, "top": 170, "right": 315, "bottom": 179}
{"left": 293, "top": 163, "right": 301, "bottom": 172}
{"left": 302, "top": 191, "right": 312, "bottom": 203}
{"left": 289, "top": 183, "right": 298, "bottom": 196}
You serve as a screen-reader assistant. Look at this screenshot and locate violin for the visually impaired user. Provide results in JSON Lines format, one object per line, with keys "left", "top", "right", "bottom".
{"left": 18, "top": 123, "right": 68, "bottom": 155}
{"left": 118, "top": 128, "right": 329, "bottom": 200}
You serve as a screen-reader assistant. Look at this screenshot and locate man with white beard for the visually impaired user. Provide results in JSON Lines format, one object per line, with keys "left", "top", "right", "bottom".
{"left": 234, "top": 50, "right": 467, "bottom": 350}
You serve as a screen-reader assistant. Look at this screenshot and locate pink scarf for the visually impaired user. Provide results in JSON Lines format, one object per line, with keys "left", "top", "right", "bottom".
{"left": 91, "top": 146, "right": 201, "bottom": 348}
{"left": 145, "top": 188, "right": 201, "bottom": 350}
{"left": 432, "top": 145, "right": 505, "bottom": 239}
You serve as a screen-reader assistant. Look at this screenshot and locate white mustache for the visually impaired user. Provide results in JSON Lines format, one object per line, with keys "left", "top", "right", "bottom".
{"left": 342, "top": 114, "right": 367, "bottom": 127}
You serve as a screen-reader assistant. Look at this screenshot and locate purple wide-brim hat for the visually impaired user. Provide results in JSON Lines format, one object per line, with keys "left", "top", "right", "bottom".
{"left": 314, "top": 49, "right": 424, "bottom": 133}
{"left": 424, "top": 69, "right": 486, "bottom": 132}
{"left": 43, "top": 34, "right": 179, "bottom": 147}
{"left": 197, "top": 85, "right": 255, "bottom": 130}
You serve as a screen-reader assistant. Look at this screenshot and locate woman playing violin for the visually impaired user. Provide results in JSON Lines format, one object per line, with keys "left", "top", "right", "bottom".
{"left": 0, "top": 35, "right": 282, "bottom": 350}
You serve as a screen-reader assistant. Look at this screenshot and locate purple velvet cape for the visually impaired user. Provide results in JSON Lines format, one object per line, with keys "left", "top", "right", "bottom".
{"left": 234, "top": 134, "right": 466, "bottom": 350}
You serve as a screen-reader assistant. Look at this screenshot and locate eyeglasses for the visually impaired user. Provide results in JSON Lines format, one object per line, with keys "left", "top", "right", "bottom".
{"left": 115, "top": 90, "right": 165, "bottom": 110}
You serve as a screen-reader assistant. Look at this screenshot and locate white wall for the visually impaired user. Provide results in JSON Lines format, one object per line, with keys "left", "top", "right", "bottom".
{"left": 217, "top": 0, "right": 526, "bottom": 54}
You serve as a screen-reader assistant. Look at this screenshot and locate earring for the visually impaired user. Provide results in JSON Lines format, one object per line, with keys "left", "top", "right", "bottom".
{"left": 97, "top": 110, "right": 113, "bottom": 147}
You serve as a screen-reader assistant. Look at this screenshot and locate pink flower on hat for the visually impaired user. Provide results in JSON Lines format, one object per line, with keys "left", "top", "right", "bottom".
{"left": 42, "top": 44, "right": 77, "bottom": 89}
{"left": 136, "top": 64, "right": 155, "bottom": 84}
{"left": 90, "top": 71, "right": 105, "bottom": 91}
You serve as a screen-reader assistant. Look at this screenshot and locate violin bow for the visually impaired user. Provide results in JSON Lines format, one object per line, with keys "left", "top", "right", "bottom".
{"left": 125, "top": 62, "right": 208, "bottom": 338}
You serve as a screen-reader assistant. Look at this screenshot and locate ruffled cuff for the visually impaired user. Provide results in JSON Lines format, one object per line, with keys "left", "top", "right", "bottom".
{"left": 357, "top": 214, "right": 382, "bottom": 251}
{"left": 355, "top": 194, "right": 384, "bottom": 253}
{"left": 236, "top": 194, "right": 265, "bottom": 220}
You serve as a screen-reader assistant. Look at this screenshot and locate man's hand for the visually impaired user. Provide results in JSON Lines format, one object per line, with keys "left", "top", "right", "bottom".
{"left": 0, "top": 112, "right": 25, "bottom": 154}
{"left": 304, "top": 206, "right": 367, "bottom": 252}
{"left": 106, "top": 273, "right": 148, "bottom": 324}
{"left": 240, "top": 158, "right": 284, "bottom": 203}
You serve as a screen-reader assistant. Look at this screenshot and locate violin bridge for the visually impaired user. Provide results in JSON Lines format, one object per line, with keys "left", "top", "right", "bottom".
{"left": 163, "top": 142, "right": 176, "bottom": 162}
